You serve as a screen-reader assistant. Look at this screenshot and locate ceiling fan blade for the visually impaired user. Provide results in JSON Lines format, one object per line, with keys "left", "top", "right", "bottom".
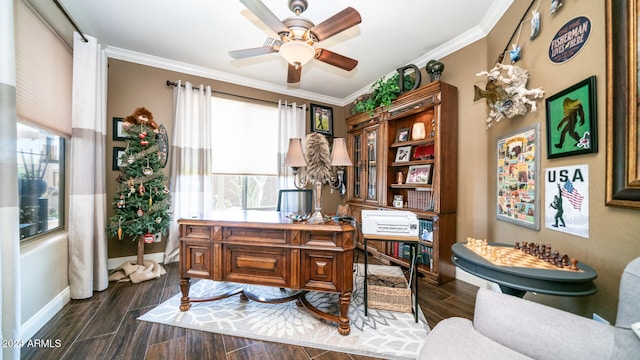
{"left": 315, "top": 49, "right": 358, "bottom": 71}
{"left": 240, "top": 0, "right": 289, "bottom": 35}
{"left": 309, "top": 7, "right": 361, "bottom": 42}
{"left": 229, "top": 46, "right": 277, "bottom": 59}
{"left": 287, "top": 64, "right": 302, "bottom": 83}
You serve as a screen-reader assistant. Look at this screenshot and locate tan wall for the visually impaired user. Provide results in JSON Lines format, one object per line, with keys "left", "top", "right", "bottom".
{"left": 106, "top": 59, "right": 348, "bottom": 258}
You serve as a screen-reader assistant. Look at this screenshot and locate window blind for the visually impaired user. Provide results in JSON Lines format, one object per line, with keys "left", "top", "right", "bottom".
{"left": 211, "top": 96, "right": 279, "bottom": 175}
{"left": 15, "top": 0, "right": 72, "bottom": 135}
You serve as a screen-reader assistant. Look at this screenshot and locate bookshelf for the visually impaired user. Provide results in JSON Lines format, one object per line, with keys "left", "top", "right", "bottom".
{"left": 346, "top": 81, "right": 458, "bottom": 285}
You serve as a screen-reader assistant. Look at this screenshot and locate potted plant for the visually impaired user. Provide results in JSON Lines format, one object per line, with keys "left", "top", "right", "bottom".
{"left": 351, "top": 74, "right": 416, "bottom": 116}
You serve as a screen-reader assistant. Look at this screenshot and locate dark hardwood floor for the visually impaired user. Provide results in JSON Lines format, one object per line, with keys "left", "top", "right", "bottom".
{"left": 22, "top": 251, "right": 478, "bottom": 360}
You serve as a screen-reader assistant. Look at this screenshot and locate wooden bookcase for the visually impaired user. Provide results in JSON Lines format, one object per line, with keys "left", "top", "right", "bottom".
{"left": 346, "top": 81, "right": 458, "bottom": 285}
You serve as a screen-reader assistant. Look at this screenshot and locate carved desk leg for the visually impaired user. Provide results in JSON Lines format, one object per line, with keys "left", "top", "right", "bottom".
{"left": 338, "top": 290, "right": 352, "bottom": 335}
{"left": 180, "top": 278, "right": 191, "bottom": 311}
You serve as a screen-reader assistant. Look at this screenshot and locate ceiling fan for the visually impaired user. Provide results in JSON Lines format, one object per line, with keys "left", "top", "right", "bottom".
{"left": 229, "top": 0, "right": 362, "bottom": 83}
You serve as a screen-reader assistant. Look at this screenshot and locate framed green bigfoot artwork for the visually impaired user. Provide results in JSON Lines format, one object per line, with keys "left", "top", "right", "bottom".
{"left": 545, "top": 76, "right": 597, "bottom": 159}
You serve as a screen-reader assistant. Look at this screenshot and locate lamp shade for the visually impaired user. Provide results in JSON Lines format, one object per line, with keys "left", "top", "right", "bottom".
{"left": 330, "top": 138, "right": 353, "bottom": 166}
{"left": 283, "top": 138, "right": 307, "bottom": 167}
{"left": 279, "top": 41, "right": 315, "bottom": 67}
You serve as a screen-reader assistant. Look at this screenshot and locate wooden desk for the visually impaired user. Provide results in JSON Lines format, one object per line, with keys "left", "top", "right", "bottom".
{"left": 452, "top": 242, "right": 597, "bottom": 297}
{"left": 178, "top": 210, "right": 356, "bottom": 335}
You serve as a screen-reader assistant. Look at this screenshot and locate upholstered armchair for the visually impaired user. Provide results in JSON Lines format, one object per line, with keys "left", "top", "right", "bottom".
{"left": 418, "top": 257, "right": 640, "bottom": 360}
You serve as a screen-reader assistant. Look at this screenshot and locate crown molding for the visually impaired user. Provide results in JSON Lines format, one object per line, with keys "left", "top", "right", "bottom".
{"left": 104, "top": 46, "right": 346, "bottom": 106}
{"left": 342, "top": 0, "right": 514, "bottom": 106}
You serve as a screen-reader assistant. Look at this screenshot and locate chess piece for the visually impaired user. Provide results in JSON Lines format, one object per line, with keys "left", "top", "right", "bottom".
{"left": 570, "top": 258, "right": 579, "bottom": 271}
{"left": 515, "top": 242, "right": 520, "bottom": 250}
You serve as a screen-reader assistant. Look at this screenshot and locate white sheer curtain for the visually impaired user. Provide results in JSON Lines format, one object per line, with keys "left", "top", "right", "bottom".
{"left": 278, "top": 101, "right": 306, "bottom": 188}
{"left": 68, "top": 32, "right": 108, "bottom": 299}
{"left": 164, "top": 81, "right": 213, "bottom": 263}
{"left": 1, "top": 1, "right": 21, "bottom": 357}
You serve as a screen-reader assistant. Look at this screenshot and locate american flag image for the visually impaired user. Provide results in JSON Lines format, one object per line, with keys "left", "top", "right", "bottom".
{"left": 561, "top": 180, "right": 584, "bottom": 210}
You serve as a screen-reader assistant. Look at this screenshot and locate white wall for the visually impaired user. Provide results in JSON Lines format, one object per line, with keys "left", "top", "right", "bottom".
{"left": 19, "top": 231, "right": 69, "bottom": 341}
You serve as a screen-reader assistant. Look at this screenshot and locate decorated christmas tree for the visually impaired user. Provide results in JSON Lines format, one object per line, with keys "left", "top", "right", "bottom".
{"left": 106, "top": 107, "right": 171, "bottom": 265}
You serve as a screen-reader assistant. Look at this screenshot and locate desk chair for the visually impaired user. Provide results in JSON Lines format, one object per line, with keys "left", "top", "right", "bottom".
{"left": 277, "top": 189, "right": 313, "bottom": 214}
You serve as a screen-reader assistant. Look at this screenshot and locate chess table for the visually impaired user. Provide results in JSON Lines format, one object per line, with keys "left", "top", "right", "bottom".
{"left": 452, "top": 242, "right": 597, "bottom": 297}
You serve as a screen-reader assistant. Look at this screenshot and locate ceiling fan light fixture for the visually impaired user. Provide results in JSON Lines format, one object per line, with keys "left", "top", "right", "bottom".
{"left": 279, "top": 41, "right": 315, "bottom": 67}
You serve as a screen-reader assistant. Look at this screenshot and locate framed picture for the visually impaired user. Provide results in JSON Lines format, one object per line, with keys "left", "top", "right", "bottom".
{"left": 545, "top": 76, "right": 597, "bottom": 158}
{"left": 406, "top": 164, "right": 432, "bottom": 184}
{"left": 605, "top": 0, "right": 640, "bottom": 208}
{"left": 496, "top": 124, "right": 540, "bottom": 230}
{"left": 395, "top": 145, "right": 411, "bottom": 162}
{"left": 112, "top": 117, "right": 128, "bottom": 141}
{"left": 396, "top": 128, "right": 410, "bottom": 142}
{"left": 112, "top": 146, "right": 126, "bottom": 170}
{"left": 413, "top": 144, "right": 434, "bottom": 160}
{"left": 310, "top": 103, "right": 333, "bottom": 136}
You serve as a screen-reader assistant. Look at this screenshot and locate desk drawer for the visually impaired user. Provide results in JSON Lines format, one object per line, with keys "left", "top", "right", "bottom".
{"left": 301, "top": 250, "right": 338, "bottom": 292}
{"left": 182, "top": 224, "right": 211, "bottom": 240}
{"left": 181, "top": 241, "right": 212, "bottom": 278}
{"left": 224, "top": 245, "right": 289, "bottom": 287}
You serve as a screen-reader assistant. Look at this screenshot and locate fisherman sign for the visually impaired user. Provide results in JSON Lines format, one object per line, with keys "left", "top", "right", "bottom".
{"left": 549, "top": 16, "right": 591, "bottom": 64}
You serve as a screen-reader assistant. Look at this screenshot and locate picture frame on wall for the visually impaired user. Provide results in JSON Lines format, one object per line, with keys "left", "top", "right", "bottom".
{"left": 395, "top": 145, "right": 411, "bottom": 162}
{"left": 545, "top": 76, "right": 597, "bottom": 159}
{"left": 112, "top": 117, "right": 128, "bottom": 141}
{"left": 310, "top": 103, "right": 333, "bottom": 136}
{"left": 406, "top": 164, "right": 432, "bottom": 184}
{"left": 112, "top": 146, "right": 126, "bottom": 170}
{"left": 496, "top": 124, "right": 540, "bottom": 230}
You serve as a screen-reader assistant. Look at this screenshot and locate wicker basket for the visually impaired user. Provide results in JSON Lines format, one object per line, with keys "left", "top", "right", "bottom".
{"left": 367, "top": 273, "right": 412, "bottom": 313}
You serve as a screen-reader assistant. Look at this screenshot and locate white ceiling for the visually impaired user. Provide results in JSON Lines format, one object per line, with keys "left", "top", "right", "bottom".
{"left": 33, "top": 0, "right": 513, "bottom": 106}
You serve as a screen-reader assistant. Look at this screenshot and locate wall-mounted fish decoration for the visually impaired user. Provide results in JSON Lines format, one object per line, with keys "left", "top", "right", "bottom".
{"left": 530, "top": 9, "right": 540, "bottom": 40}
{"left": 475, "top": 63, "right": 545, "bottom": 128}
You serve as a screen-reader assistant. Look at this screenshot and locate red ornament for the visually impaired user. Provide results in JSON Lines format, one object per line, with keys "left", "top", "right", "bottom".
{"left": 138, "top": 133, "right": 146, "bottom": 139}
{"left": 143, "top": 233, "right": 155, "bottom": 243}
{"left": 140, "top": 140, "right": 149, "bottom": 146}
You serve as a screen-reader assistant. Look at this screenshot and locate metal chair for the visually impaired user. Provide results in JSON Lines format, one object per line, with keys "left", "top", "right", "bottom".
{"left": 276, "top": 189, "right": 313, "bottom": 214}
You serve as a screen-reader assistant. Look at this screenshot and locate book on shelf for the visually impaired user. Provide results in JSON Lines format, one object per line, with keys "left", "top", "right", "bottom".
{"left": 419, "top": 219, "right": 434, "bottom": 242}
{"left": 407, "top": 189, "right": 434, "bottom": 211}
{"left": 419, "top": 244, "right": 434, "bottom": 270}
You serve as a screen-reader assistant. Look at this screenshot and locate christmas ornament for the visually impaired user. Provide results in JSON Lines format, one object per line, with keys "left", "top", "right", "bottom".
{"left": 117, "top": 217, "right": 123, "bottom": 240}
{"left": 128, "top": 155, "right": 135, "bottom": 164}
{"left": 140, "top": 140, "right": 149, "bottom": 146}
{"left": 117, "top": 195, "right": 126, "bottom": 208}
{"left": 143, "top": 158, "right": 153, "bottom": 176}
{"left": 156, "top": 217, "right": 162, "bottom": 224}
{"left": 138, "top": 131, "right": 147, "bottom": 139}
{"left": 137, "top": 207, "right": 144, "bottom": 217}
{"left": 144, "top": 232, "right": 155, "bottom": 243}
{"left": 138, "top": 183, "right": 146, "bottom": 196}
{"left": 149, "top": 197, "right": 153, "bottom": 207}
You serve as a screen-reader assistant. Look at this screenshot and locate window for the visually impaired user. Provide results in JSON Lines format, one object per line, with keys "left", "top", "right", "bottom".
{"left": 17, "top": 123, "right": 65, "bottom": 240}
{"left": 210, "top": 97, "right": 279, "bottom": 210}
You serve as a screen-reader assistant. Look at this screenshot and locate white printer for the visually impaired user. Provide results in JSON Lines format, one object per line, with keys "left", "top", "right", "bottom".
{"left": 361, "top": 209, "right": 419, "bottom": 237}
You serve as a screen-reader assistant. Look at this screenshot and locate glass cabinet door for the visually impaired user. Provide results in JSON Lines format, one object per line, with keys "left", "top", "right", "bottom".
{"left": 348, "top": 123, "right": 379, "bottom": 203}
{"left": 352, "top": 132, "right": 362, "bottom": 200}
{"left": 366, "top": 127, "right": 378, "bottom": 202}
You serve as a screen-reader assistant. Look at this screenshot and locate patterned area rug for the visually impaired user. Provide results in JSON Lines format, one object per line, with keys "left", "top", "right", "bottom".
{"left": 139, "top": 264, "right": 429, "bottom": 360}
